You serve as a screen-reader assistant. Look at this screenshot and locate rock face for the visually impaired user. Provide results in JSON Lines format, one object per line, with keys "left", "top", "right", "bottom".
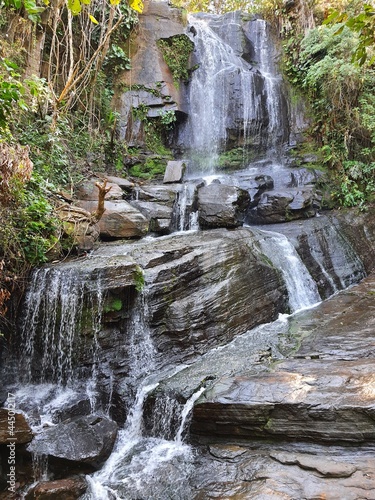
{"left": 28, "top": 415, "right": 117, "bottom": 471}
{"left": 163, "top": 160, "right": 187, "bottom": 183}
{"left": 185, "top": 272, "right": 375, "bottom": 499}
{"left": 116, "top": 0, "right": 191, "bottom": 146}
{"left": 192, "top": 275, "right": 375, "bottom": 443}
{"left": 56, "top": 205, "right": 100, "bottom": 252}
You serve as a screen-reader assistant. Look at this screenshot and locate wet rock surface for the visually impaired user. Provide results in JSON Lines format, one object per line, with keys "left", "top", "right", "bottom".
{"left": 0, "top": 409, "right": 33, "bottom": 444}
{"left": 186, "top": 272, "right": 375, "bottom": 498}
{"left": 25, "top": 476, "right": 87, "bottom": 500}
{"left": 27, "top": 415, "right": 117, "bottom": 471}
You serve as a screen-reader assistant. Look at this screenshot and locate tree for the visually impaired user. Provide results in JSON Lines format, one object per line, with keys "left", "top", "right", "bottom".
{"left": 324, "top": 3, "right": 375, "bottom": 65}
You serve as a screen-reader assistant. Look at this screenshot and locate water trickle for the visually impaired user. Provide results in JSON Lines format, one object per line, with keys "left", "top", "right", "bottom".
{"left": 173, "top": 183, "right": 199, "bottom": 232}
{"left": 175, "top": 386, "right": 206, "bottom": 443}
{"left": 254, "top": 228, "right": 321, "bottom": 311}
{"left": 246, "top": 18, "right": 288, "bottom": 152}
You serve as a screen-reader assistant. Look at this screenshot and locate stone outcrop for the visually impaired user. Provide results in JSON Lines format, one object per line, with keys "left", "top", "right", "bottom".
{"left": 163, "top": 160, "right": 187, "bottom": 183}
{"left": 129, "top": 200, "right": 173, "bottom": 234}
{"left": 28, "top": 415, "right": 118, "bottom": 471}
{"left": 56, "top": 205, "right": 100, "bottom": 252}
{"left": 116, "top": 0, "right": 191, "bottom": 146}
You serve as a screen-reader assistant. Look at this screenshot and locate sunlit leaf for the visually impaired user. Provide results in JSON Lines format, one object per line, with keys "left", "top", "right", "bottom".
{"left": 67, "top": 0, "right": 81, "bottom": 15}
{"left": 129, "top": 0, "right": 143, "bottom": 13}
{"left": 89, "top": 13, "right": 99, "bottom": 23}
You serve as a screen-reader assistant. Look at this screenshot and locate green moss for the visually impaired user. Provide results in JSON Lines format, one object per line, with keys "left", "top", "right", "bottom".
{"left": 129, "top": 156, "right": 167, "bottom": 180}
{"left": 217, "top": 148, "right": 255, "bottom": 171}
{"left": 157, "top": 34, "right": 194, "bottom": 88}
{"left": 104, "top": 297, "right": 123, "bottom": 313}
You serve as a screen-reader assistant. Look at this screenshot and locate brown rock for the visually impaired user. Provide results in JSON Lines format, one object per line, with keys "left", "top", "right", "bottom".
{"left": 0, "top": 408, "right": 33, "bottom": 444}
{"left": 25, "top": 477, "right": 87, "bottom": 500}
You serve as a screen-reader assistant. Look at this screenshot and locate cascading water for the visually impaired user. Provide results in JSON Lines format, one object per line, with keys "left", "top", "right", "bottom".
{"left": 253, "top": 228, "right": 321, "bottom": 311}
{"left": 245, "top": 18, "right": 289, "bottom": 152}
{"left": 20, "top": 266, "right": 104, "bottom": 386}
{"left": 180, "top": 13, "right": 265, "bottom": 172}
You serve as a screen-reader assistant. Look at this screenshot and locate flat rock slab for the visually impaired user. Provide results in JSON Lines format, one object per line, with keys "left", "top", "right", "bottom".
{"left": 192, "top": 358, "right": 375, "bottom": 443}
{"left": 192, "top": 443, "right": 375, "bottom": 500}
{"left": 192, "top": 273, "right": 375, "bottom": 444}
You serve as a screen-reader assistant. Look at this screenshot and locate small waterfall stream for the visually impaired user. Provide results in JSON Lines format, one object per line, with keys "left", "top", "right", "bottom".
{"left": 253, "top": 228, "right": 321, "bottom": 311}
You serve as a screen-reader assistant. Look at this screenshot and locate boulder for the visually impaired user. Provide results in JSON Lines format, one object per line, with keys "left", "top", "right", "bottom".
{"left": 75, "top": 180, "right": 124, "bottom": 201}
{"left": 0, "top": 408, "right": 33, "bottom": 444}
{"left": 28, "top": 415, "right": 117, "bottom": 470}
{"left": 130, "top": 200, "right": 173, "bottom": 234}
{"left": 197, "top": 184, "right": 250, "bottom": 228}
{"left": 25, "top": 477, "right": 87, "bottom": 500}
{"left": 56, "top": 205, "right": 100, "bottom": 251}
{"left": 288, "top": 168, "right": 321, "bottom": 187}
{"left": 106, "top": 176, "right": 134, "bottom": 191}
{"left": 246, "top": 189, "right": 316, "bottom": 224}
{"left": 135, "top": 184, "right": 179, "bottom": 205}
{"left": 163, "top": 160, "right": 187, "bottom": 183}
{"left": 76, "top": 200, "right": 148, "bottom": 239}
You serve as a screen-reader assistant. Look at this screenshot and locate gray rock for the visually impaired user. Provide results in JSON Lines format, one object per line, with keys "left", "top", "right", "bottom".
{"left": 130, "top": 200, "right": 173, "bottom": 234}
{"left": 56, "top": 205, "right": 100, "bottom": 252}
{"left": 247, "top": 189, "right": 316, "bottom": 223}
{"left": 163, "top": 160, "right": 187, "bottom": 183}
{"left": 197, "top": 184, "right": 250, "bottom": 228}
{"left": 75, "top": 180, "right": 124, "bottom": 201}
{"left": 28, "top": 415, "right": 117, "bottom": 470}
{"left": 106, "top": 176, "right": 134, "bottom": 191}
{"left": 136, "top": 184, "right": 179, "bottom": 205}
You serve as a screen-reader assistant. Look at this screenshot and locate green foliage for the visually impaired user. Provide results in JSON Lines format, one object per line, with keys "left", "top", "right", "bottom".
{"left": 104, "top": 297, "right": 123, "bottom": 313}
{"left": 2, "top": 0, "right": 47, "bottom": 22}
{"left": 131, "top": 103, "right": 176, "bottom": 155}
{"left": 129, "top": 156, "right": 166, "bottom": 180}
{"left": 104, "top": 44, "right": 131, "bottom": 74}
{"left": 157, "top": 35, "right": 194, "bottom": 87}
{"left": 134, "top": 265, "right": 144, "bottom": 292}
{"left": 324, "top": 3, "right": 375, "bottom": 65}
{"left": 217, "top": 147, "right": 254, "bottom": 171}
{"left": 0, "top": 59, "right": 28, "bottom": 129}
{"left": 283, "top": 20, "right": 375, "bottom": 207}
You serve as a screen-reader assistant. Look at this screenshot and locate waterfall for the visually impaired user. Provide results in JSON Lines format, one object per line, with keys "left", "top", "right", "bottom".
{"left": 245, "top": 18, "right": 288, "bottom": 151}
{"left": 179, "top": 13, "right": 263, "bottom": 171}
{"left": 179, "top": 13, "right": 289, "bottom": 172}
{"left": 172, "top": 183, "right": 199, "bottom": 232}
{"left": 86, "top": 383, "right": 204, "bottom": 500}
{"left": 254, "top": 228, "right": 321, "bottom": 311}
{"left": 20, "top": 267, "right": 104, "bottom": 386}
